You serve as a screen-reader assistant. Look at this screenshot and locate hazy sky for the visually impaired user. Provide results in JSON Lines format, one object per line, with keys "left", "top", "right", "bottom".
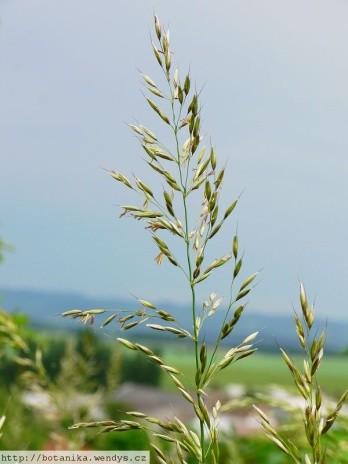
{"left": 1, "top": 0, "right": 348, "bottom": 320}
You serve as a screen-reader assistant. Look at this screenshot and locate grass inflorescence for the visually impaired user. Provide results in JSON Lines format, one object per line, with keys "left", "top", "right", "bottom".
{"left": 61, "top": 16, "right": 348, "bottom": 464}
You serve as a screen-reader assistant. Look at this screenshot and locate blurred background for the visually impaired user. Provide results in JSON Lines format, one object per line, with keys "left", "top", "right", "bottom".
{"left": 1, "top": 0, "right": 348, "bottom": 461}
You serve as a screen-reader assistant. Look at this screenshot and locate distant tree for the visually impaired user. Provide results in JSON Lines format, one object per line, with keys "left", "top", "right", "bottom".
{"left": 122, "top": 350, "right": 161, "bottom": 387}
{"left": 0, "top": 238, "right": 12, "bottom": 263}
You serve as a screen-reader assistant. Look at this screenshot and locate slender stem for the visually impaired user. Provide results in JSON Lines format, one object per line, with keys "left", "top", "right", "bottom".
{"left": 175, "top": 127, "right": 205, "bottom": 463}
{"left": 157, "top": 45, "right": 206, "bottom": 462}
{"left": 304, "top": 324, "right": 322, "bottom": 463}
{"left": 170, "top": 101, "right": 205, "bottom": 464}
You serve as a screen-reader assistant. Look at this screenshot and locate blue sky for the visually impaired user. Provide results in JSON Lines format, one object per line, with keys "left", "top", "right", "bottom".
{"left": 1, "top": 0, "right": 348, "bottom": 319}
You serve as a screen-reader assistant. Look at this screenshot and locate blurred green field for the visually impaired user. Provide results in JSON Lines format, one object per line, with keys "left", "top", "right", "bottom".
{"left": 162, "top": 349, "right": 348, "bottom": 396}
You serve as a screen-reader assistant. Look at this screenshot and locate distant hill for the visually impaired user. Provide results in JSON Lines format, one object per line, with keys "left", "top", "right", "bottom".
{"left": 1, "top": 287, "right": 347, "bottom": 353}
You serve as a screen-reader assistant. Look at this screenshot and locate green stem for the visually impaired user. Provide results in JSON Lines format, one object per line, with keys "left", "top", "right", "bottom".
{"left": 171, "top": 110, "right": 205, "bottom": 464}
{"left": 304, "top": 327, "right": 321, "bottom": 463}
{"left": 178, "top": 133, "right": 205, "bottom": 464}
{"left": 160, "top": 54, "right": 206, "bottom": 462}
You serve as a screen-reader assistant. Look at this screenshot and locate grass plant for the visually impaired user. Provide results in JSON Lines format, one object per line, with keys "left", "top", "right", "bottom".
{"left": 62, "top": 16, "right": 258, "bottom": 464}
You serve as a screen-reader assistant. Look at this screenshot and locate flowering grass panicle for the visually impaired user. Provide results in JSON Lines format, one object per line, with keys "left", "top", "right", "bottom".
{"left": 62, "top": 16, "right": 258, "bottom": 464}
{"left": 254, "top": 284, "right": 348, "bottom": 464}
